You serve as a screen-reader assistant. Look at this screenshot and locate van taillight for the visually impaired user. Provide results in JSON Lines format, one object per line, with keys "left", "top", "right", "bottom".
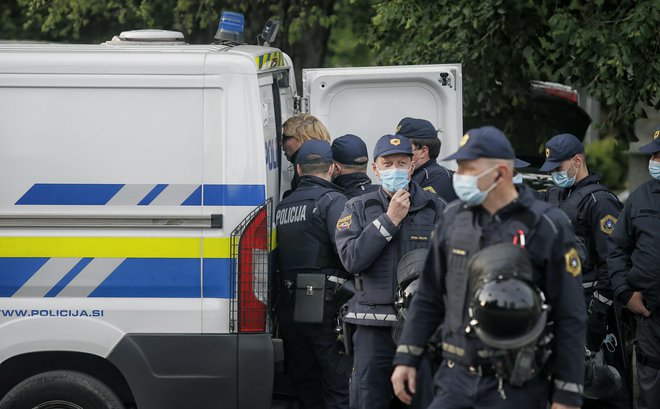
{"left": 231, "top": 200, "right": 271, "bottom": 333}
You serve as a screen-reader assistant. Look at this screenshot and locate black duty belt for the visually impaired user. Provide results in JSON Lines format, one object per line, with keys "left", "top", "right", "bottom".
{"left": 446, "top": 359, "right": 497, "bottom": 377}
{"left": 637, "top": 351, "right": 660, "bottom": 370}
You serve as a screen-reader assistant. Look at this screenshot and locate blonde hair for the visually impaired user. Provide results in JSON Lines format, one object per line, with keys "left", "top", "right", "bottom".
{"left": 282, "top": 114, "right": 331, "bottom": 143}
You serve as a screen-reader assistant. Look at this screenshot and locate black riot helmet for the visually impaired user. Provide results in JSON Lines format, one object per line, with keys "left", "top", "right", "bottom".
{"left": 467, "top": 243, "right": 549, "bottom": 350}
{"left": 392, "top": 249, "right": 428, "bottom": 342}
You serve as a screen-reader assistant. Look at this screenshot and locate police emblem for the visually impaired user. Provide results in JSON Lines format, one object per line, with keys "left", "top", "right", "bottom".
{"left": 564, "top": 247, "right": 581, "bottom": 277}
{"left": 423, "top": 186, "right": 437, "bottom": 193}
{"left": 336, "top": 214, "right": 352, "bottom": 230}
{"left": 396, "top": 125, "right": 402, "bottom": 133}
{"left": 545, "top": 147, "right": 550, "bottom": 158}
{"left": 600, "top": 214, "right": 617, "bottom": 235}
{"left": 654, "top": 130, "right": 659, "bottom": 140}
{"left": 390, "top": 138, "right": 401, "bottom": 146}
{"left": 459, "top": 134, "right": 470, "bottom": 147}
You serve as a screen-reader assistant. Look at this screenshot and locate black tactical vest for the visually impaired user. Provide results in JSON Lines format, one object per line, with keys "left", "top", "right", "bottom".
{"left": 276, "top": 183, "right": 344, "bottom": 281}
{"left": 441, "top": 200, "right": 553, "bottom": 366}
{"left": 354, "top": 190, "right": 439, "bottom": 306}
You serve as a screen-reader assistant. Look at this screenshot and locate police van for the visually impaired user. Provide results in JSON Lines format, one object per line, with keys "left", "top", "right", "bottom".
{"left": 0, "top": 13, "right": 462, "bottom": 409}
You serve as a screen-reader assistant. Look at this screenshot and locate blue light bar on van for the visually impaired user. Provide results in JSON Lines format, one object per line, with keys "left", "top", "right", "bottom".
{"left": 214, "top": 11, "right": 245, "bottom": 44}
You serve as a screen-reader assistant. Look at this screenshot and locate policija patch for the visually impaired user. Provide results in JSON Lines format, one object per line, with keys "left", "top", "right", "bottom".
{"left": 564, "top": 247, "right": 582, "bottom": 277}
{"left": 599, "top": 214, "right": 617, "bottom": 235}
{"left": 336, "top": 214, "right": 352, "bottom": 230}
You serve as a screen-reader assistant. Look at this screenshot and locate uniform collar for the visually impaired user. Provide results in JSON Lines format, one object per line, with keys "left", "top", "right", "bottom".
{"left": 569, "top": 172, "right": 601, "bottom": 192}
{"left": 298, "top": 175, "right": 341, "bottom": 190}
{"left": 412, "top": 159, "right": 438, "bottom": 177}
{"left": 333, "top": 173, "right": 372, "bottom": 188}
{"left": 484, "top": 184, "right": 537, "bottom": 219}
{"left": 652, "top": 179, "right": 660, "bottom": 193}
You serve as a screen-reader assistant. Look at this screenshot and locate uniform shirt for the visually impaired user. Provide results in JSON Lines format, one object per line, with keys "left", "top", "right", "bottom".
{"left": 333, "top": 173, "right": 379, "bottom": 199}
{"left": 411, "top": 159, "right": 458, "bottom": 203}
{"left": 393, "top": 184, "right": 586, "bottom": 407}
{"left": 553, "top": 173, "right": 622, "bottom": 299}
{"left": 335, "top": 182, "right": 446, "bottom": 326}
{"left": 608, "top": 179, "right": 660, "bottom": 312}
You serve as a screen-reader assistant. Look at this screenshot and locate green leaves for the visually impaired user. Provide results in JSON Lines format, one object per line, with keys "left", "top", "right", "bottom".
{"left": 367, "top": 0, "right": 659, "bottom": 142}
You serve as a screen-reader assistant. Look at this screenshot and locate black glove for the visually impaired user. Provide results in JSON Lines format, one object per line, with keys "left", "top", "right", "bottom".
{"left": 586, "top": 298, "right": 609, "bottom": 351}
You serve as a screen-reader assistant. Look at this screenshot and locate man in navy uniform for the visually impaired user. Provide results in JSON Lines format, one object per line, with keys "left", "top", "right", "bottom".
{"left": 331, "top": 134, "right": 379, "bottom": 199}
{"left": 539, "top": 133, "right": 627, "bottom": 408}
{"left": 391, "top": 126, "right": 586, "bottom": 409}
{"left": 275, "top": 140, "right": 351, "bottom": 409}
{"left": 396, "top": 117, "right": 458, "bottom": 202}
{"left": 335, "top": 134, "right": 446, "bottom": 409}
{"left": 608, "top": 125, "right": 660, "bottom": 409}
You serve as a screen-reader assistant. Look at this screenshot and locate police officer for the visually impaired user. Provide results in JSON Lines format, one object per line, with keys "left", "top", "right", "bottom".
{"left": 335, "top": 134, "right": 446, "bottom": 409}
{"left": 539, "top": 133, "right": 628, "bottom": 408}
{"left": 391, "top": 126, "right": 586, "bottom": 409}
{"left": 331, "top": 134, "right": 379, "bottom": 199}
{"left": 275, "top": 140, "right": 351, "bottom": 409}
{"left": 608, "top": 125, "right": 660, "bottom": 409}
{"left": 282, "top": 114, "right": 332, "bottom": 197}
{"left": 396, "top": 117, "right": 458, "bottom": 202}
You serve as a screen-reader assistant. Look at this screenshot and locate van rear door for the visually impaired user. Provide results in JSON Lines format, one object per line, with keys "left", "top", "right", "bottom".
{"left": 302, "top": 64, "right": 462, "bottom": 174}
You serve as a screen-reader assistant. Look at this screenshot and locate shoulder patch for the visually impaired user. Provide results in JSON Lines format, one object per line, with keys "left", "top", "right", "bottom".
{"left": 599, "top": 214, "right": 617, "bottom": 235}
{"left": 564, "top": 247, "right": 582, "bottom": 277}
{"left": 336, "top": 214, "right": 353, "bottom": 230}
{"left": 423, "top": 186, "right": 437, "bottom": 194}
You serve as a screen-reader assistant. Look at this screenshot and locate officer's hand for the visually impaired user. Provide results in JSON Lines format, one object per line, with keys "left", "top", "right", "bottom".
{"left": 391, "top": 364, "right": 416, "bottom": 405}
{"left": 386, "top": 190, "right": 411, "bottom": 226}
{"left": 551, "top": 404, "right": 579, "bottom": 409}
{"left": 626, "top": 291, "right": 651, "bottom": 317}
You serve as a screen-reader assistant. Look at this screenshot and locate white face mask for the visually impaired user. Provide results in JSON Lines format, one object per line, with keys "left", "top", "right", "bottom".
{"left": 452, "top": 166, "right": 498, "bottom": 206}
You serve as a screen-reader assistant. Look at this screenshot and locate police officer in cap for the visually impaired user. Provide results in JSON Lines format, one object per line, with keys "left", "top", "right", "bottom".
{"left": 391, "top": 126, "right": 586, "bottom": 409}
{"left": 608, "top": 125, "right": 660, "bottom": 409}
{"left": 540, "top": 133, "right": 628, "bottom": 408}
{"left": 331, "top": 134, "right": 379, "bottom": 199}
{"left": 275, "top": 140, "right": 351, "bottom": 409}
{"left": 335, "top": 134, "right": 446, "bottom": 409}
{"left": 396, "top": 117, "right": 458, "bottom": 202}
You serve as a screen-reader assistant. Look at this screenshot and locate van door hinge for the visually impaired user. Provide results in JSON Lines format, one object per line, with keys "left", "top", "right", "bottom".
{"left": 439, "top": 72, "right": 452, "bottom": 88}
{"left": 294, "top": 95, "right": 309, "bottom": 114}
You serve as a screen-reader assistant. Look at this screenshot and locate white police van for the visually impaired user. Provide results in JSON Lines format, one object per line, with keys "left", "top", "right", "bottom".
{"left": 0, "top": 12, "right": 462, "bottom": 409}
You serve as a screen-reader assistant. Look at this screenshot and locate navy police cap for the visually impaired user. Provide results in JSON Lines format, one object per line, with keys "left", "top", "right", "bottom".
{"left": 443, "top": 126, "right": 515, "bottom": 161}
{"left": 373, "top": 134, "right": 413, "bottom": 159}
{"left": 396, "top": 117, "right": 438, "bottom": 140}
{"left": 296, "top": 140, "right": 334, "bottom": 165}
{"left": 332, "top": 134, "right": 369, "bottom": 165}
{"left": 639, "top": 125, "right": 660, "bottom": 154}
{"left": 539, "top": 133, "right": 584, "bottom": 172}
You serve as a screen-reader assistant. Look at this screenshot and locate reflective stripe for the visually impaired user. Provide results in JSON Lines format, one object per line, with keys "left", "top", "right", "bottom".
{"left": 344, "top": 312, "right": 396, "bottom": 321}
{"left": 372, "top": 219, "right": 392, "bottom": 242}
{"left": 327, "top": 275, "right": 346, "bottom": 285}
{"left": 593, "top": 290, "right": 613, "bottom": 306}
{"left": 554, "top": 379, "right": 584, "bottom": 394}
{"left": 12, "top": 258, "right": 81, "bottom": 298}
{"left": 396, "top": 344, "right": 425, "bottom": 356}
{"left": 582, "top": 280, "right": 598, "bottom": 289}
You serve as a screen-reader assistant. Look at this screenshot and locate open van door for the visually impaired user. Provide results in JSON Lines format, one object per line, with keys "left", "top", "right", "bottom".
{"left": 302, "top": 64, "right": 462, "bottom": 175}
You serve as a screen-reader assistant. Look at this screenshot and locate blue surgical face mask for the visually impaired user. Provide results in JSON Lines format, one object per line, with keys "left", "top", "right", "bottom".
{"left": 512, "top": 173, "right": 523, "bottom": 185}
{"left": 452, "top": 166, "right": 499, "bottom": 206}
{"left": 377, "top": 167, "right": 410, "bottom": 193}
{"left": 649, "top": 160, "right": 660, "bottom": 180}
{"left": 551, "top": 160, "right": 577, "bottom": 188}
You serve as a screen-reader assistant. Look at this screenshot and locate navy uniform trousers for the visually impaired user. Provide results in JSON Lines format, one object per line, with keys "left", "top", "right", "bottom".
{"left": 279, "top": 296, "right": 352, "bottom": 409}
{"left": 427, "top": 360, "right": 550, "bottom": 409}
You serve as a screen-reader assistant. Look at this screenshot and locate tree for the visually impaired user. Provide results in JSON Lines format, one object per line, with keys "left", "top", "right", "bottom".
{"left": 367, "top": 0, "right": 659, "bottom": 143}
